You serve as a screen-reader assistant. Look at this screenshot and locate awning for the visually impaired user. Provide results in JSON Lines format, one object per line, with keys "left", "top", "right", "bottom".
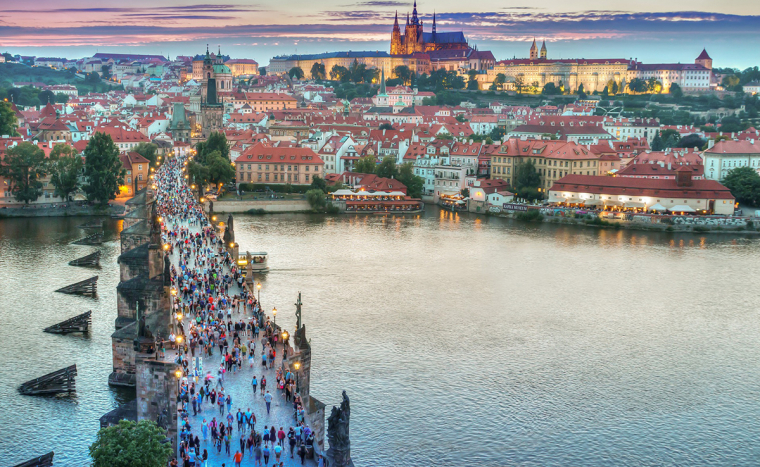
{"left": 648, "top": 203, "right": 667, "bottom": 212}
{"left": 625, "top": 201, "right": 646, "bottom": 208}
{"left": 582, "top": 199, "right": 601, "bottom": 206}
{"left": 602, "top": 199, "right": 623, "bottom": 206}
{"left": 547, "top": 195, "right": 564, "bottom": 203}
{"left": 565, "top": 198, "right": 582, "bottom": 204}
{"left": 669, "top": 205, "right": 696, "bottom": 213}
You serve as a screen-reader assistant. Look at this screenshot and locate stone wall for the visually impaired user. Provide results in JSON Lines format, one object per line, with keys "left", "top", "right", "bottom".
{"left": 210, "top": 199, "right": 311, "bottom": 213}
{"left": 135, "top": 356, "right": 181, "bottom": 450}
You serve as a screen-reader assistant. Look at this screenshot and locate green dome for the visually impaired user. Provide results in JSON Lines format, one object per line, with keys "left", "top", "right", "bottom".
{"left": 213, "top": 64, "right": 231, "bottom": 74}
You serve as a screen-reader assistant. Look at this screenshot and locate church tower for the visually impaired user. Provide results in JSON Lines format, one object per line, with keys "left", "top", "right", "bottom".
{"left": 540, "top": 40, "right": 547, "bottom": 59}
{"left": 200, "top": 45, "right": 223, "bottom": 139}
{"left": 405, "top": 1, "right": 423, "bottom": 54}
{"left": 391, "top": 11, "right": 402, "bottom": 55}
{"left": 529, "top": 38, "right": 538, "bottom": 60}
{"left": 695, "top": 48, "right": 712, "bottom": 70}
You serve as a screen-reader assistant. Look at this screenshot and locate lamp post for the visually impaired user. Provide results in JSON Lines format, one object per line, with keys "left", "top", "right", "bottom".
{"left": 282, "top": 330, "right": 289, "bottom": 351}
{"left": 293, "top": 361, "right": 301, "bottom": 394}
{"left": 175, "top": 368, "right": 183, "bottom": 396}
{"left": 256, "top": 282, "right": 261, "bottom": 303}
{"left": 272, "top": 307, "right": 277, "bottom": 329}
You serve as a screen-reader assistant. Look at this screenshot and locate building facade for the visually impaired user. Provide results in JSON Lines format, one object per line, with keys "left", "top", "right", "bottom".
{"left": 390, "top": 2, "right": 469, "bottom": 55}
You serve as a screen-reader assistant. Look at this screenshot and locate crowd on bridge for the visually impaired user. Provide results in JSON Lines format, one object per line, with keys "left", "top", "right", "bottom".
{"left": 152, "top": 154, "right": 323, "bottom": 467}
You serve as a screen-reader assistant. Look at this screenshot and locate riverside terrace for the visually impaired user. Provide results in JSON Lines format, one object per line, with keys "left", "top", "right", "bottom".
{"left": 147, "top": 153, "right": 353, "bottom": 466}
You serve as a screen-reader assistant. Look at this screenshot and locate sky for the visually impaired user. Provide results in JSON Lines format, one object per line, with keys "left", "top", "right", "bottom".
{"left": 1, "top": 0, "right": 759, "bottom": 69}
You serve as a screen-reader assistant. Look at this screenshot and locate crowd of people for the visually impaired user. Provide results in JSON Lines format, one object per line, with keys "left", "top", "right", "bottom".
{"left": 152, "top": 154, "right": 323, "bottom": 467}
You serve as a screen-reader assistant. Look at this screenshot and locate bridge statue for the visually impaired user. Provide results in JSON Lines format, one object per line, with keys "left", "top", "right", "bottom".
{"left": 327, "top": 391, "right": 352, "bottom": 466}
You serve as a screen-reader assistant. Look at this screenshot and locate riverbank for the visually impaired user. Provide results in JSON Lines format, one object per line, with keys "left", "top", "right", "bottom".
{"left": 0, "top": 203, "right": 125, "bottom": 218}
{"left": 209, "top": 199, "right": 311, "bottom": 214}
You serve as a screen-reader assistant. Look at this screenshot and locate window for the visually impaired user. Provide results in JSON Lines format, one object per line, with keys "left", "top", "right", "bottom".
{"left": 265, "top": 174, "right": 269, "bottom": 181}
{"left": 305, "top": 174, "right": 310, "bottom": 182}
{"left": 138, "top": 164, "right": 142, "bottom": 170}
{"left": 305, "top": 166, "right": 309, "bottom": 172}
{"left": 258, "top": 174, "right": 262, "bottom": 181}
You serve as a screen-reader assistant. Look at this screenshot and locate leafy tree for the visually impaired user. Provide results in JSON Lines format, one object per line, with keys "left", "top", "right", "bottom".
{"left": 330, "top": 65, "right": 350, "bottom": 82}
{"left": 188, "top": 160, "right": 211, "bottom": 192}
{"left": 542, "top": 83, "right": 560, "bottom": 95}
{"left": 493, "top": 73, "right": 506, "bottom": 91}
{"left": 651, "top": 132, "right": 665, "bottom": 151}
{"left": 195, "top": 132, "right": 229, "bottom": 162}
{"left": 376, "top": 156, "right": 397, "bottom": 179}
{"left": 394, "top": 65, "right": 412, "bottom": 85}
{"left": 0, "top": 142, "right": 46, "bottom": 203}
{"left": 48, "top": 152, "right": 83, "bottom": 201}
{"left": 0, "top": 101, "right": 19, "bottom": 136}
{"left": 85, "top": 72, "right": 100, "bottom": 83}
{"left": 288, "top": 67, "right": 304, "bottom": 80}
{"left": 55, "top": 93, "right": 69, "bottom": 104}
{"left": 89, "top": 420, "right": 172, "bottom": 467}
{"left": 205, "top": 150, "right": 235, "bottom": 189}
{"left": 396, "top": 162, "right": 424, "bottom": 198}
{"left": 378, "top": 122, "right": 394, "bottom": 131}
{"left": 353, "top": 155, "right": 376, "bottom": 174}
{"left": 676, "top": 133, "right": 706, "bottom": 149}
{"left": 101, "top": 65, "right": 112, "bottom": 80}
{"left": 577, "top": 83, "right": 585, "bottom": 97}
{"left": 306, "top": 188, "right": 327, "bottom": 211}
{"left": 513, "top": 159, "right": 541, "bottom": 200}
{"left": 259, "top": 67, "right": 267, "bottom": 76}
{"left": 460, "top": 188, "right": 470, "bottom": 198}
{"left": 349, "top": 61, "right": 367, "bottom": 83}
{"left": 133, "top": 142, "right": 158, "bottom": 166}
{"left": 455, "top": 113, "right": 467, "bottom": 123}
{"left": 38, "top": 90, "right": 55, "bottom": 105}
{"left": 467, "top": 70, "right": 479, "bottom": 90}
{"left": 515, "top": 75, "right": 525, "bottom": 94}
{"left": 719, "top": 116, "right": 746, "bottom": 133}
{"left": 83, "top": 132, "right": 125, "bottom": 204}
{"left": 627, "top": 78, "right": 647, "bottom": 94}
{"left": 722, "top": 167, "right": 760, "bottom": 206}
{"left": 364, "top": 67, "right": 380, "bottom": 85}
{"left": 50, "top": 143, "right": 75, "bottom": 159}
{"left": 310, "top": 175, "right": 327, "bottom": 192}
{"left": 646, "top": 77, "right": 662, "bottom": 93}
{"left": 310, "top": 62, "right": 326, "bottom": 80}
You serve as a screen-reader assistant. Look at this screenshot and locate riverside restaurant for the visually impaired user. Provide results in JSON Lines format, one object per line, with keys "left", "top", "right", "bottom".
{"left": 330, "top": 189, "right": 424, "bottom": 213}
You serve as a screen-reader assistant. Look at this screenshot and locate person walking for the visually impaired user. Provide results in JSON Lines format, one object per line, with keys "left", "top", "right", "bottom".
{"left": 273, "top": 444, "right": 283, "bottom": 464}
{"left": 252, "top": 375, "right": 257, "bottom": 395}
{"left": 277, "top": 427, "right": 285, "bottom": 447}
{"left": 298, "top": 444, "right": 307, "bottom": 465}
{"left": 254, "top": 443, "right": 263, "bottom": 467}
{"left": 264, "top": 391, "right": 273, "bottom": 415}
{"left": 233, "top": 450, "right": 243, "bottom": 467}
{"left": 288, "top": 428, "right": 296, "bottom": 458}
{"left": 262, "top": 444, "right": 270, "bottom": 466}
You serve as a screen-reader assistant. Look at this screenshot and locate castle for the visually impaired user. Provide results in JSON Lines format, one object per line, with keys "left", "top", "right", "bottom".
{"left": 390, "top": 1, "right": 470, "bottom": 55}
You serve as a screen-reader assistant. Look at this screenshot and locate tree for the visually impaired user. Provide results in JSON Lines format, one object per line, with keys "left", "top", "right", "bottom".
{"left": 205, "top": 150, "right": 235, "bottom": 189}
{"left": 455, "top": 113, "right": 467, "bottom": 123}
{"left": 0, "top": 101, "right": 19, "bottom": 136}
{"left": 378, "top": 122, "right": 394, "bottom": 131}
{"left": 259, "top": 67, "right": 267, "bottom": 76}
{"left": 676, "top": 134, "right": 706, "bottom": 149}
{"left": 38, "top": 90, "right": 55, "bottom": 105}
{"left": 90, "top": 420, "right": 172, "bottom": 467}
{"left": 722, "top": 167, "right": 760, "bottom": 206}
{"left": 376, "top": 156, "right": 397, "bottom": 178}
{"left": 48, "top": 152, "right": 83, "bottom": 201}
{"left": 188, "top": 160, "right": 211, "bottom": 192}
{"left": 515, "top": 75, "right": 525, "bottom": 94}
{"left": 330, "top": 65, "right": 349, "bottom": 82}
{"left": 50, "top": 143, "right": 76, "bottom": 160}
{"left": 0, "top": 142, "right": 46, "bottom": 204}
{"left": 460, "top": 188, "right": 470, "bottom": 198}
{"left": 577, "top": 83, "right": 587, "bottom": 99}
{"left": 467, "top": 70, "right": 479, "bottom": 90}
{"left": 396, "top": 162, "right": 424, "bottom": 198}
{"left": 349, "top": 61, "right": 367, "bottom": 83}
{"left": 542, "top": 82, "right": 560, "bottom": 95}
{"left": 83, "top": 132, "right": 125, "bottom": 204}
{"left": 669, "top": 83, "right": 683, "bottom": 99}
{"left": 55, "top": 93, "right": 69, "bottom": 104}
{"left": 353, "top": 155, "right": 376, "bottom": 174}
{"left": 306, "top": 188, "right": 327, "bottom": 211}
{"left": 513, "top": 159, "right": 541, "bottom": 200}
{"left": 133, "top": 142, "right": 159, "bottom": 166}
{"left": 101, "top": 65, "right": 112, "bottom": 80}
{"left": 195, "top": 131, "right": 229, "bottom": 163}
{"left": 651, "top": 132, "right": 665, "bottom": 151}
{"left": 394, "top": 65, "right": 412, "bottom": 85}
{"left": 288, "top": 67, "right": 304, "bottom": 80}
{"left": 627, "top": 78, "right": 647, "bottom": 94}
{"left": 493, "top": 73, "right": 506, "bottom": 91}
{"left": 310, "top": 62, "right": 326, "bottom": 80}
{"left": 310, "top": 175, "right": 327, "bottom": 193}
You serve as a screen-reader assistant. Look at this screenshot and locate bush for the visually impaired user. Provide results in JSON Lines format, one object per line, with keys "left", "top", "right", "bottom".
{"left": 516, "top": 209, "right": 543, "bottom": 222}
{"left": 247, "top": 208, "right": 267, "bottom": 215}
{"left": 237, "top": 183, "right": 311, "bottom": 194}
{"left": 325, "top": 202, "right": 340, "bottom": 214}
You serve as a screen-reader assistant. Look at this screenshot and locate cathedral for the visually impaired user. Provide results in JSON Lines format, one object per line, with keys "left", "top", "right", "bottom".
{"left": 390, "top": 1, "right": 469, "bottom": 55}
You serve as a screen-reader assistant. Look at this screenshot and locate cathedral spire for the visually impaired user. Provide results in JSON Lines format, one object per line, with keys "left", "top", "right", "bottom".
{"left": 411, "top": 0, "right": 419, "bottom": 25}
{"left": 406, "top": 12, "right": 409, "bottom": 26}
{"left": 432, "top": 11, "right": 436, "bottom": 34}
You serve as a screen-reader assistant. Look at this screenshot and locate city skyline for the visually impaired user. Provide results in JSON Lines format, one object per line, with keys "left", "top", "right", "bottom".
{"left": 1, "top": 1, "right": 759, "bottom": 68}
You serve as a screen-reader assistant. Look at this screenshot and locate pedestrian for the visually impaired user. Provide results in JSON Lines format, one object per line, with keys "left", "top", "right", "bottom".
{"left": 262, "top": 445, "right": 270, "bottom": 466}
{"left": 236, "top": 409, "right": 244, "bottom": 431}
{"left": 254, "top": 443, "right": 263, "bottom": 466}
{"left": 277, "top": 427, "right": 285, "bottom": 447}
{"left": 202, "top": 419, "right": 208, "bottom": 442}
{"left": 298, "top": 444, "right": 307, "bottom": 465}
{"left": 233, "top": 450, "right": 243, "bottom": 467}
{"left": 288, "top": 428, "right": 296, "bottom": 458}
{"left": 264, "top": 391, "right": 273, "bottom": 415}
{"left": 274, "top": 444, "right": 283, "bottom": 464}
{"left": 252, "top": 375, "right": 257, "bottom": 394}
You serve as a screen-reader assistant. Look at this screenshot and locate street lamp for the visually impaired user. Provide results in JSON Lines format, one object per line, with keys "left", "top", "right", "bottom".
{"left": 282, "top": 330, "right": 289, "bottom": 350}
{"left": 293, "top": 361, "right": 301, "bottom": 393}
{"left": 256, "top": 282, "right": 261, "bottom": 303}
{"left": 272, "top": 307, "right": 277, "bottom": 328}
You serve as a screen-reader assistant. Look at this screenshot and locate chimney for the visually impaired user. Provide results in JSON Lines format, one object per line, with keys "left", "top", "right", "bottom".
{"left": 676, "top": 167, "right": 693, "bottom": 187}
{"left": 708, "top": 139, "right": 715, "bottom": 149}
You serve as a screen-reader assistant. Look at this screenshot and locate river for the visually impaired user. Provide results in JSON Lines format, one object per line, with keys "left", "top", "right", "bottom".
{"left": 1, "top": 208, "right": 759, "bottom": 466}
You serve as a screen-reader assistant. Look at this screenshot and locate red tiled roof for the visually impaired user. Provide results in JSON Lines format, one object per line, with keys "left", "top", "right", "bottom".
{"left": 550, "top": 174, "right": 732, "bottom": 199}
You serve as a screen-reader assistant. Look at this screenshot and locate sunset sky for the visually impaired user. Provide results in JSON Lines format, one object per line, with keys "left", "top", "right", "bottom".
{"left": 1, "top": 0, "right": 759, "bottom": 68}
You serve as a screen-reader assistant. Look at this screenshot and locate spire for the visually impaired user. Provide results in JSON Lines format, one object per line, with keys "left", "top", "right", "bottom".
{"left": 432, "top": 11, "right": 436, "bottom": 34}
{"left": 406, "top": 12, "right": 409, "bottom": 26}
{"left": 411, "top": 0, "right": 419, "bottom": 25}
{"left": 379, "top": 67, "right": 387, "bottom": 95}
{"left": 393, "top": 10, "right": 399, "bottom": 30}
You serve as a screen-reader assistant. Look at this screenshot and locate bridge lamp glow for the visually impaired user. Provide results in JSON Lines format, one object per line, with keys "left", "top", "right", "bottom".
{"left": 293, "top": 361, "right": 301, "bottom": 371}
{"left": 175, "top": 369, "right": 182, "bottom": 379}
{"left": 170, "top": 288, "right": 177, "bottom": 296}
{"left": 163, "top": 243, "right": 170, "bottom": 251}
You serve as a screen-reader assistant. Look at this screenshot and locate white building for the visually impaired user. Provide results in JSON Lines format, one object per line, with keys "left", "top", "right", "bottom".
{"left": 702, "top": 139, "right": 760, "bottom": 181}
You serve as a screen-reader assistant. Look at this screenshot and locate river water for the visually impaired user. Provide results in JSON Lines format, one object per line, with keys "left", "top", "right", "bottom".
{"left": 1, "top": 209, "right": 759, "bottom": 466}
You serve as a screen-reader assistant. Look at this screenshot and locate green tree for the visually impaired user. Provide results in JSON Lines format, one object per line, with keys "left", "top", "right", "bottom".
{"left": 376, "top": 156, "right": 397, "bottom": 178}
{"left": 396, "top": 162, "right": 424, "bottom": 198}
{"left": 195, "top": 132, "right": 229, "bottom": 163}
{"left": 306, "top": 188, "right": 327, "bottom": 211}
{"left": 50, "top": 143, "right": 75, "bottom": 160}
{"left": 378, "top": 122, "right": 394, "bottom": 131}
{"left": 89, "top": 420, "right": 172, "bottom": 467}
{"left": 310, "top": 175, "right": 328, "bottom": 192}
{"left": 493, "top": 73, "right": 506, "bottom": 91}
{"left": 467, "top": 70, "right": 479, "bottom": 90}
{"left": 288, "top": 67, "right": 304, "bottom": 80}
{"left": 627, "top": 78, "right": 647, "bottom": 94}
{"left": 349, "top": 61, "right": 367, "bottom": 83}
{"left": 310, "top": 62, "right": 326, "bottom": 80}
{"left": 354, "top": 155, "right": 376, "bottom": 174}
{"left": 48, "top": 153, "right": 83, "bottom": 201}
{"left": 515, "top": 75, "right": 525, "bottom": 94}
{"left": 669, "top": 83, "right": 683, "bottom": 99}
{"left": 542, "top": 82, "right": 559, "bottom": 95}
{"left": 133, "top": 142, "right": 159, "bottom": 166}
{"left": 38, "top": 89, "right": 55, "bottom": 105}
{"left": 651, "top": 132, "right": 665, "bottom": 151}
{"left": 205, "top": 150, "right": 235, "bottom": 189}
{"left": 722, "top": 167, "right": 760, "bottom": 206}
{"left": 83, "top": 132, "right": 125, "bottom": 204}
{"left": 330, "top": 65, "right": 350, "bottom": 82}
{"left": 460, "top": 188, "right": 470, "bottom": 198}
{"left": 55, "top": 93, "right": 70, "bottom": 104}
{"left": 188, "top": 160, "right": 211, "bottom": 192}
{"left": 514, "top": 159, "right": 541, "bottom": 200}
{"left": 577, "top": 83, "right": 587, "bottom": 99}
{"left": 394, "top": 65, "right": 412, "bottom": 85}
{"left": 0, "top": 101, "right": 19, "bottom": 136}
{"left": 0, "top": 142, "right": 46, "bottom": 203}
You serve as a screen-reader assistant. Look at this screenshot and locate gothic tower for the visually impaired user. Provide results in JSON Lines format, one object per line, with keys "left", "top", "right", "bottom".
{"left": 530, "top": 38, "right": 538, "bottom": 60}
{"left": 391, "top": 11, "right": 402, "bottom": 55}
{"left": 431, "top": 11, "right": 437, "bottom": 44}
{"left": 695, "top": 49, "right": 712, "bottom": 70}
{"left": 540, "top": 40, "right": 547, "bottom": 59}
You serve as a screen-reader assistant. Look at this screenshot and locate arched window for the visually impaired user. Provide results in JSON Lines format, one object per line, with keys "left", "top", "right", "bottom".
{"left": 207, "top": 72, "right": 211, "bottom": 79}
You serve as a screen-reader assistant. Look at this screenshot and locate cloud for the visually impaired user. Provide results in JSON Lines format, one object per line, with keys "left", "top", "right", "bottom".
{"left": 350, "top": 1, "right": 407, "bottom": 6}
{"left": 3, "top": 4, "right": 261, "bottom": 13}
